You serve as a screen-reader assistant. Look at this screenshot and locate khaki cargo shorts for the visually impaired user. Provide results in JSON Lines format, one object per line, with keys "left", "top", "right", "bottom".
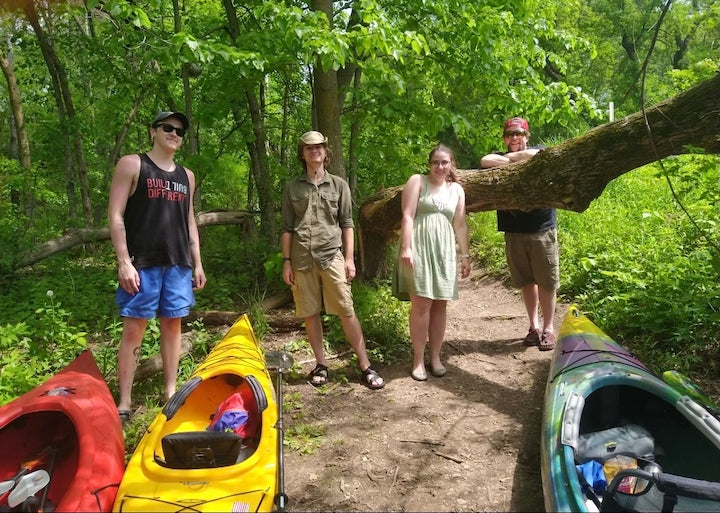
{"left": 504, "top": 229, "right": 560, "bottom": 290}
{"left": 291, "top": 252, "right": 355, "bottom": 318}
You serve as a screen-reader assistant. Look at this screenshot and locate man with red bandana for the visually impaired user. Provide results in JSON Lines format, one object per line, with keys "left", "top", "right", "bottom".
{"left": 480, "top": 117, "right": 558, "bottom": 351}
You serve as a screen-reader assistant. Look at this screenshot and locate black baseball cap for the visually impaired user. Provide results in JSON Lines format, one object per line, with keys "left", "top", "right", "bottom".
{"left": 152, "top": 111, "right": 189, "bottom": 130}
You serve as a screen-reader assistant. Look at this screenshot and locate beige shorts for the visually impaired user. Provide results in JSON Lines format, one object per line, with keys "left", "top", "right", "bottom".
{"left": 504, "top": 229, "right": 559, "bottom": 290}
{"left": 291, "top": 252, "right": 355, "bottom": 318}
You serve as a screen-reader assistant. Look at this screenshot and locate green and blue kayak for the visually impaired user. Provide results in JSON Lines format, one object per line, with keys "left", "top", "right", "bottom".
{"left": 541, "top": 306, "right": 720, "bottom": 512}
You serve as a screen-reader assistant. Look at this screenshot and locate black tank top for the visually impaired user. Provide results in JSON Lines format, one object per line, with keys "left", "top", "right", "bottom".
{"left": 124, "top": 153, "right": 192, "bottom": 268}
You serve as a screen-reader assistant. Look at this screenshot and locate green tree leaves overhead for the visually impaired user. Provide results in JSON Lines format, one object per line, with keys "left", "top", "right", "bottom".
{"left": 0, "top": 0, "right": 716, "bottom": 247}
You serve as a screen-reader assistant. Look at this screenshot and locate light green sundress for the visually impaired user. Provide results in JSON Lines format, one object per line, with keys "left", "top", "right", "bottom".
{"left": 393, "top": 175, "right": 460, "bottom": 301}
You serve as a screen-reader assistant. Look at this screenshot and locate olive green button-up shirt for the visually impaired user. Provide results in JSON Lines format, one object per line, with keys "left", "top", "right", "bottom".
{"left": 281, "top": 172, "right": 354, "bottom": 271}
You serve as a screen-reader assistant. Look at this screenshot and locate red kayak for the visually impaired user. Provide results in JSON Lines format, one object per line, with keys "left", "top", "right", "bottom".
{"left": 0, "top": 350, "right": 125, "bottom": 512}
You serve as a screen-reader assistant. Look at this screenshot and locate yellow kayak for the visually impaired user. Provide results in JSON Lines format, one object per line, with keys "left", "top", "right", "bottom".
{"left": 113, "top": 314, "right": 279, "bottom": 512}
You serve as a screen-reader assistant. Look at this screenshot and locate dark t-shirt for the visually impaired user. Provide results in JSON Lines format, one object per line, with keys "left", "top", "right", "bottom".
{"left": 483, "top": 146, "right": 556, "bottom": 233}
{"left": 123, "top": 153, "right": 192, "bottom": 268}
{"left": 496, "top": 208, "right": 556, "bottom": 233}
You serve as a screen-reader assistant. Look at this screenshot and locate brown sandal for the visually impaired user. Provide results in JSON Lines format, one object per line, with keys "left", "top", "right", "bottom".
{"left": 539, "top": 331, "right": 556, "bottom": 351}
{"left": 523, "top": 328, "right": 541, "bottom": 346}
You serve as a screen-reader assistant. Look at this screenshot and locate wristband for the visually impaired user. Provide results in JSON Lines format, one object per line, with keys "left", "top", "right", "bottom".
{"left": 283, "top": 257, "right": 291, "bottom": 261}
{"left": 460, "top": 254, "right": 470, "bottom": 259}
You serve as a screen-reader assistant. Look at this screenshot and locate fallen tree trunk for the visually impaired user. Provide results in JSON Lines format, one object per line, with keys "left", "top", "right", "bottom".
{"left": 134, "top": 333, "right": 193, "bottom": 382}
{"left": 357, "top": 74, "right": 720, "bottom": 279}
{"left": 15, "top": 210, "right": 255, "bottom": 269}
{"left": 188, "top": 310, "right": 302, "bottom": 331}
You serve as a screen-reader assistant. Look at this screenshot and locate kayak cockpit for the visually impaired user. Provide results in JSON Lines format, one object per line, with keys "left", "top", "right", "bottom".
{"left": 576, "top": 384, "right": 720, "bottom": 479}
{"left": 568, "top": 383, "right": 720, "bottom": 511}
{"left": 0, "top": 411, "right": 79, "bottom": 510}
{"left": 156, "top": 430, "right": 254, "bottom": 468}
{"left": 150, "top": 372, "right": 268, "bottom": 470}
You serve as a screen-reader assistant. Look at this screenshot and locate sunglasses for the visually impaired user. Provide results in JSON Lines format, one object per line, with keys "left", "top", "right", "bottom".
{"left": 503, "top": 130, "right": 526, "bottom": 137}
{"left": 156, "top": 123, "right": 186, "bottom": 137}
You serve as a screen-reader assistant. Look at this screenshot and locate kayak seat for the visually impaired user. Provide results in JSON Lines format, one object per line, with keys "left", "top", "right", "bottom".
{"left": 601, "top": 467, "right": 720, "bottom": 512}
{"left": 158, "top": 431, "right": 252, "bottom": 469}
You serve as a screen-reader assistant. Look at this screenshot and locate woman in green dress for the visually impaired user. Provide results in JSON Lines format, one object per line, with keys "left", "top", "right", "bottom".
{"left": 395, "top": 144, "right": 471, "bottom": 381}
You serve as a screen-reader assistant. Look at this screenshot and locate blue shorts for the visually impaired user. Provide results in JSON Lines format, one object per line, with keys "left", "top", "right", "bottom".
{"left": 116, "top": 266, "right": 194, "bottom": 319}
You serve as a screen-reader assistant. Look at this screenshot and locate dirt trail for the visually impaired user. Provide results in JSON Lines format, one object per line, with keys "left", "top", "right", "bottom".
{"left": 264, "top": 275, "right": 568, "bottom": 512}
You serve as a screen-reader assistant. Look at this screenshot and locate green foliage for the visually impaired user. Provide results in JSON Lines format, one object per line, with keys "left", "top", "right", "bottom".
{"left": 177, "top": 320, "right": 215, "bottom": 377}
{"left": 0, "top": 322, "right": 35, "bottom": 404}
{"left": 93, "top": 319, "right": 123, "bottom": 376}
{"left": 467, "top": 212, "right": 508, "bottom": 280}
{"left": 246, "top": 298, "right": 270, "bottom": 341}
{"left": 194, "top": 229, "right": 285, "bottom": 313}
{"left": 285, "top": 423, "right": 325, "bottom": 455}
{"left": 263, "top": 252, "right": 285, "bottom": 293}
{"left": 323, "top": 280, "right": 411, "bottom": 365}
{"left": 31, "top": 290, "right": 88, "bottom": 357}
{"left": 121, "top": 406, "right": 161, "bottom": 459}
{"left": 4, "top": 0, "right": 713, "bottom": 255}
{"left": 0, "top": 250, "right": 119, "bottom": 333}
{"left": 449, "top": 157, "right": 719, "bottom": 379}
{"left": 284, "top": 372, "right": 328, "bottom": 454}
{"left": 567, "top": 0, "right": 718, "bottom": 116}
{"left": 560, "top": 158, "right": 719, "bottom": 375}
{"left": 0, "top": 292, "right": 88, "bottom": 405}
{"left": 283, "top": 390, "right": 303, "bottom": 414}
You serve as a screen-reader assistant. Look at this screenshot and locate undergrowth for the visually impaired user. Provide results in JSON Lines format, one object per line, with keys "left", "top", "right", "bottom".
{"left": 0, "top": 155, "right": 717, "bottom": 409}
{"left": 560, "top": 157, "right": 719, "bottom": 377}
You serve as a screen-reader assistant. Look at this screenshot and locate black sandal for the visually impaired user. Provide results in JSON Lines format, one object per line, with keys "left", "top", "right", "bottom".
{"left": 118, "top": 409, "right": 132, "bottom": 424}
{"left": 308, "top": 364, "right": 329, "bottom": 387}
{"left": 361, "top": 367, "right": 385, "bottom": 390}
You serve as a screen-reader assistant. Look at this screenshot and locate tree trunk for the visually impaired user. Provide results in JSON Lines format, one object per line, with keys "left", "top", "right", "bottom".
{"left": 310, "top": 0, "right": 346, "bottom": 179}
{"left": 347, "top": 67, "right": 362, "bottom": 199}
{"left": 23, "top": 2, "right": 75, "bottom": 223}
{"left": 186, "top": 290, "right": 294, "bottom": 326}
{"left": 221, "top": 0, "right": 274, "bottom": 244}
{"left": 108, "top": 97, "right": 143, "bottom": 182}
{"left": 245, "top": 86, "right": 277, "bottom": 245}
{"left": 25, "top": 0, "right": 92, "bottom": 227}
{"left": 0, "top": 36, "right": 30, "bottom": 211}
{"left": 173, "top": 0, "right": 202, "bottom": 219}
{"left": 15, "top": 210, "right": 255, "bottom": 270}
{"left": 357, "top": 73, "right": 720, "bottom": 279}
{"left": 0, "top": 42, "right": 30, "bottom": 171}
{"left": 280, "top": 72, "right": 291, "bottom": 168}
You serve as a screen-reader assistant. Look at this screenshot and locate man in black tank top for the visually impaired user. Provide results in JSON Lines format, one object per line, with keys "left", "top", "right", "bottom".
{"left": 108, "top": 111, "right": 207, "bottom": 423}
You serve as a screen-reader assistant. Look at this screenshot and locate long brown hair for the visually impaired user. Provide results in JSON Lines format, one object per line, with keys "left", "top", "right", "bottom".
{"left": 428, "top": 144, "right": 458, "bottom": 182}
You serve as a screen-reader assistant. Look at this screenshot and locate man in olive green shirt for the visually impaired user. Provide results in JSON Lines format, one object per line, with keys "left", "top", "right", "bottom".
{"left": 280, "top": 130, "right": 384, "bottom": 390}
